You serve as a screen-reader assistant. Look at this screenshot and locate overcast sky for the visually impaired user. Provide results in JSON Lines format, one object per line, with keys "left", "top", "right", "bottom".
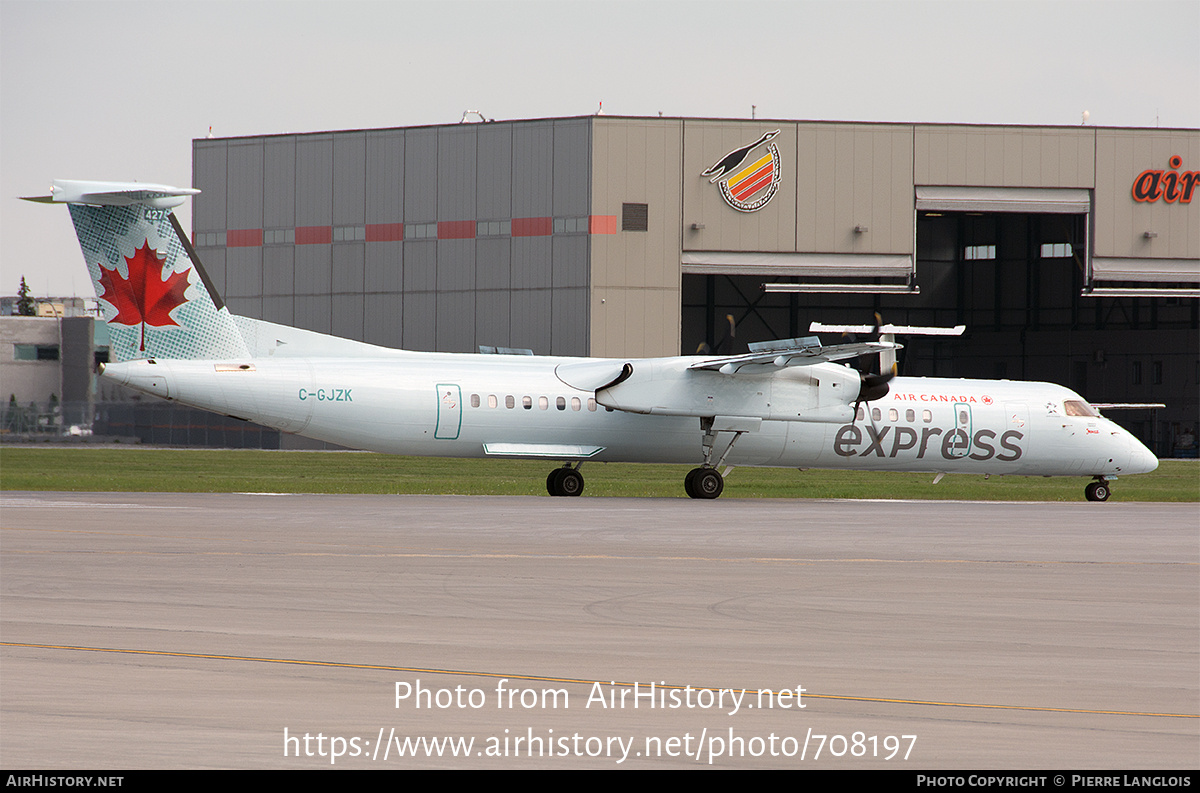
{"left": 3, "top": 0, "right": 1197, "bottom": 298}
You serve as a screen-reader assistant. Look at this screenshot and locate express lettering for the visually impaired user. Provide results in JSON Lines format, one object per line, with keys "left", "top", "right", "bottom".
{"left": 833, "top": 424, "right": 1023, "bottom": 461}
{"left": 1132, "top": 155, "right": 1200, "bottom": 204}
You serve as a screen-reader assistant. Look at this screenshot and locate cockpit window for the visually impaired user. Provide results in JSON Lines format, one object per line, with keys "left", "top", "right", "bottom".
{"left": 1064, "top": 400, "right": 1098, "bottom": 417}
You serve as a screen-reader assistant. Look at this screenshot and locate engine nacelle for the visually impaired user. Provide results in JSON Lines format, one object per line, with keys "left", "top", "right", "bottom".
{"left": 593, "top": 358, "right": 859, "bottom": 423}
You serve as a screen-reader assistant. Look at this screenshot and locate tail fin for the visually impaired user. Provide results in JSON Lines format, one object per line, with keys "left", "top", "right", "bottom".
{"left": 26, "top": 180, "right": 249, "bottom": 362}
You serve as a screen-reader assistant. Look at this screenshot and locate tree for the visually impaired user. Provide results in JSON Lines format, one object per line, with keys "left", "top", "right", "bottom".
{"left": 16, "top": 277, "right": 35, "bottom": 316}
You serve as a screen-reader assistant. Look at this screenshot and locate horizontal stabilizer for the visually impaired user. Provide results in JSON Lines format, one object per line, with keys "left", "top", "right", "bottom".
{"left": 22, "top": 180, "right": 199, "bottom": 209}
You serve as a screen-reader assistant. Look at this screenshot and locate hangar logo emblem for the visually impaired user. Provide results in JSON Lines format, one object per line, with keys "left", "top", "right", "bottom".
{"left": 701, "top": 130, "right": 782, "bottom": 213}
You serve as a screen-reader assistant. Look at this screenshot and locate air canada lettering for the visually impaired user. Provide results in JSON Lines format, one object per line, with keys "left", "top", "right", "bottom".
{"left": 833, "top": 424, "right": 1024, "bottom": 462}
{"left": 1131, "top": 155, "right": 1200, "bottom": 204}
{"left": 892, "top": 393, "right": 991, "bottom": 404}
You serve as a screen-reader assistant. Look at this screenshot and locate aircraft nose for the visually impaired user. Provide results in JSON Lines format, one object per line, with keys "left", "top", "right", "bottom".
{"left": 1130, "top": 439, "right": 1159, "bottom": 474}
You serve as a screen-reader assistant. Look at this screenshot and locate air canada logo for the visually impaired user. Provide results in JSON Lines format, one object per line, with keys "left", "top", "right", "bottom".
{"left": 97, "top": 240, "right": 190, "bottom": 351}
{"left": 701, "top": 130, "right": 782, "bottom": 213}
{"left": 1132, "top": 155, "right": 1199, "bottom": 204}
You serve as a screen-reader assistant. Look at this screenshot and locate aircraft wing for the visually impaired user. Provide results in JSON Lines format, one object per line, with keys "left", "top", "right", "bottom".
{"left": 687, "top": 336, "right": 900, "bottom": 374}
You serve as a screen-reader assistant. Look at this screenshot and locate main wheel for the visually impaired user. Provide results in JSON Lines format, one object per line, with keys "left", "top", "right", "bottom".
{"left": 685, "top": 467, "right": 724, "bottom": 499}
{"left": 547, "top": 467, "right": 584, "bottom": 496}
{"left": 558, "top": 468, "right": 584, "bottom": 496}
{"left": 1085, "top": 481, "right": 1110, "bottom": 502}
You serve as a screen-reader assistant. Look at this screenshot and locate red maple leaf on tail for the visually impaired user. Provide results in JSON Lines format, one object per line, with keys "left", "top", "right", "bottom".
{"left": 97, "top": 241, "right": 190, "bottom": 351}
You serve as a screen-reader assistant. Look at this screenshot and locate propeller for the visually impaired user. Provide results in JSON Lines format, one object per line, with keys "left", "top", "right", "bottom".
{"left": 850, "top": 312, "right": 896, "bottom": 421}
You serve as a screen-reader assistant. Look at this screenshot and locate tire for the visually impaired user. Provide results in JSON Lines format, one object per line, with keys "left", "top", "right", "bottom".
{"left": 691, "top": 468, "right": 724, "bottom": 500}
{"left": 547, "top": 469, "right": 564, "bottom": 496}
{"left": 558, "top": 468, "right": 584, "bottom": 497}
{"left": 1085, "top": 481, "right": 1110, "bottom": 502}
{"left": 684, "top": 467, "right": 700, "bottom": 498}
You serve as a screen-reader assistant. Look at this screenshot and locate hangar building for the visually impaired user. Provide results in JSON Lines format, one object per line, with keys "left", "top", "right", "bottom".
{"left": 190, "top": 116, "right": 1199, "bottom": 454}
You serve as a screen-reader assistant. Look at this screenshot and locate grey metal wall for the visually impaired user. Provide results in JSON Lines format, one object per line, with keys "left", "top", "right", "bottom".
{"left": 192, "top": 118, "right": 594, "bottom": 356}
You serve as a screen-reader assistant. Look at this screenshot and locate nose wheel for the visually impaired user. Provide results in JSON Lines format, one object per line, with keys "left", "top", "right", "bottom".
{"left": 547, "top": 465, "right": 584, "bottom": 497}
{"left": 1085, "top": 479, "right": 1111, "bottom": 502}
{"left": 685, "top": 467, "right": 724, "bottom": 499}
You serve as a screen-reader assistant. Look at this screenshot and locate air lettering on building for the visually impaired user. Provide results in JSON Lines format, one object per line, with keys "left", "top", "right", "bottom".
{"left": 1131, "top": 156, "right": 1199, "bottom": 204}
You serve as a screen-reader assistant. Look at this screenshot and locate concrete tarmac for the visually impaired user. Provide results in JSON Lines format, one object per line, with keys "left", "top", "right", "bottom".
{"left": 1, "top": 492, "right": 1196, "bottom": 769}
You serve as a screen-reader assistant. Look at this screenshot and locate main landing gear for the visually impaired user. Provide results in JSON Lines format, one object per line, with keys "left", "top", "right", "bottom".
{"left": 546, "top": 464, "right": 584, "bottom": 497}
{"left": 683, "top": 418, "right": 745, "bottom": 499}
{"left": 1085, "top": 477, "right": 1112, "bottom": 502}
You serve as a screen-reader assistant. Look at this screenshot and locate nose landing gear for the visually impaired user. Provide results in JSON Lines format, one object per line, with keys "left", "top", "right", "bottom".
{"left": 1085, "top": 477, "right": 1111, "bottom": 502}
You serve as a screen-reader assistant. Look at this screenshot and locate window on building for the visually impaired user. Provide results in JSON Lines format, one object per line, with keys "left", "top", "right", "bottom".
{"left": 333, "top": 226, "right": 366, "bottom": 242}
{"left": 1132, "top": 361, "right": 1142, "bottom": 385}
{"left": 13, "top": 344, "right": 59, "bottom": 361}
{"left": 405, "top": 223, "right": 437, "bottom": 240}
{"left": 553, "top": 217, "right": 589, "bottom": 234}
{"left": 963, "top": 245, "right": 996, "bottom": 260}
{"left": 477, "top": 220, "right": 511, "bottom": 237}
{"left": 1040, "top": 242, "right": 1073, "bottom": 258}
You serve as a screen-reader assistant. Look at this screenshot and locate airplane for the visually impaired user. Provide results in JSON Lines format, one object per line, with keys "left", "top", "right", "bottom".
{"left": 26, "top": 179, "right": 1160, "bottom": 502}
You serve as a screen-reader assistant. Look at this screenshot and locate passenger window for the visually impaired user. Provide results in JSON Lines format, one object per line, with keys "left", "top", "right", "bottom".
{"left": 488, "top": 394, "right": 498, "bottom": 409}
{"left": 522, "top": 396, "right": 532, "bottom": 410}
{"left": 556, "top": 396, "right": 566, "bottom": 411}
{"left": 587, "top": 398, "right": 597, "bottom": 412}
{"left": 888, "top": 408, "right": 898, "bottom": 422}
{"left": 470, "top": 394, "right": 480, "bottom": 408}
{"left": 922, "top": 410, "right": 932, "bottom": 423}
{"left": 906, "top": 409, "right": 915, "bottom": 422}
{"left": 538, "top": 396, "right": 549, "bottom": 410}
{"left": 856, "top": 406, "right": 865, "bottom": 421}
{"left": 505, "top": 395, "right": 515, "bottom": 409}
{"left": 571, "top": 397, "right": 581, "bottom": 411}
{"left": 872, "top": 408, "right": 881, "bottom": 422}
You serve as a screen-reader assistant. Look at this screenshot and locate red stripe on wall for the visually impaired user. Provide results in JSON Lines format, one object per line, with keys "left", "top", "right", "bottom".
{"left": 295, "top": 226, "right": 332, "bottom": 245}
{"left": 588, "top": 215, "right": 618, "bottom": 234}
{"left": 226, "top": 229, "right": 262, "bottom": 247}
{"left": 366, "top": 223, "right": 404, "bottom": 242}
{"left": 438, "top": 220, "right": 476, "bottom": 240}
{"left": 511, "top": 217, "right": 552, "bottom": 237}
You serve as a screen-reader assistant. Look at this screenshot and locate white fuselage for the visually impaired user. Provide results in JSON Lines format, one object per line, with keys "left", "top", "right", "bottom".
{"left": 101, "top": 352, "right": 1158, "bottom": 479}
